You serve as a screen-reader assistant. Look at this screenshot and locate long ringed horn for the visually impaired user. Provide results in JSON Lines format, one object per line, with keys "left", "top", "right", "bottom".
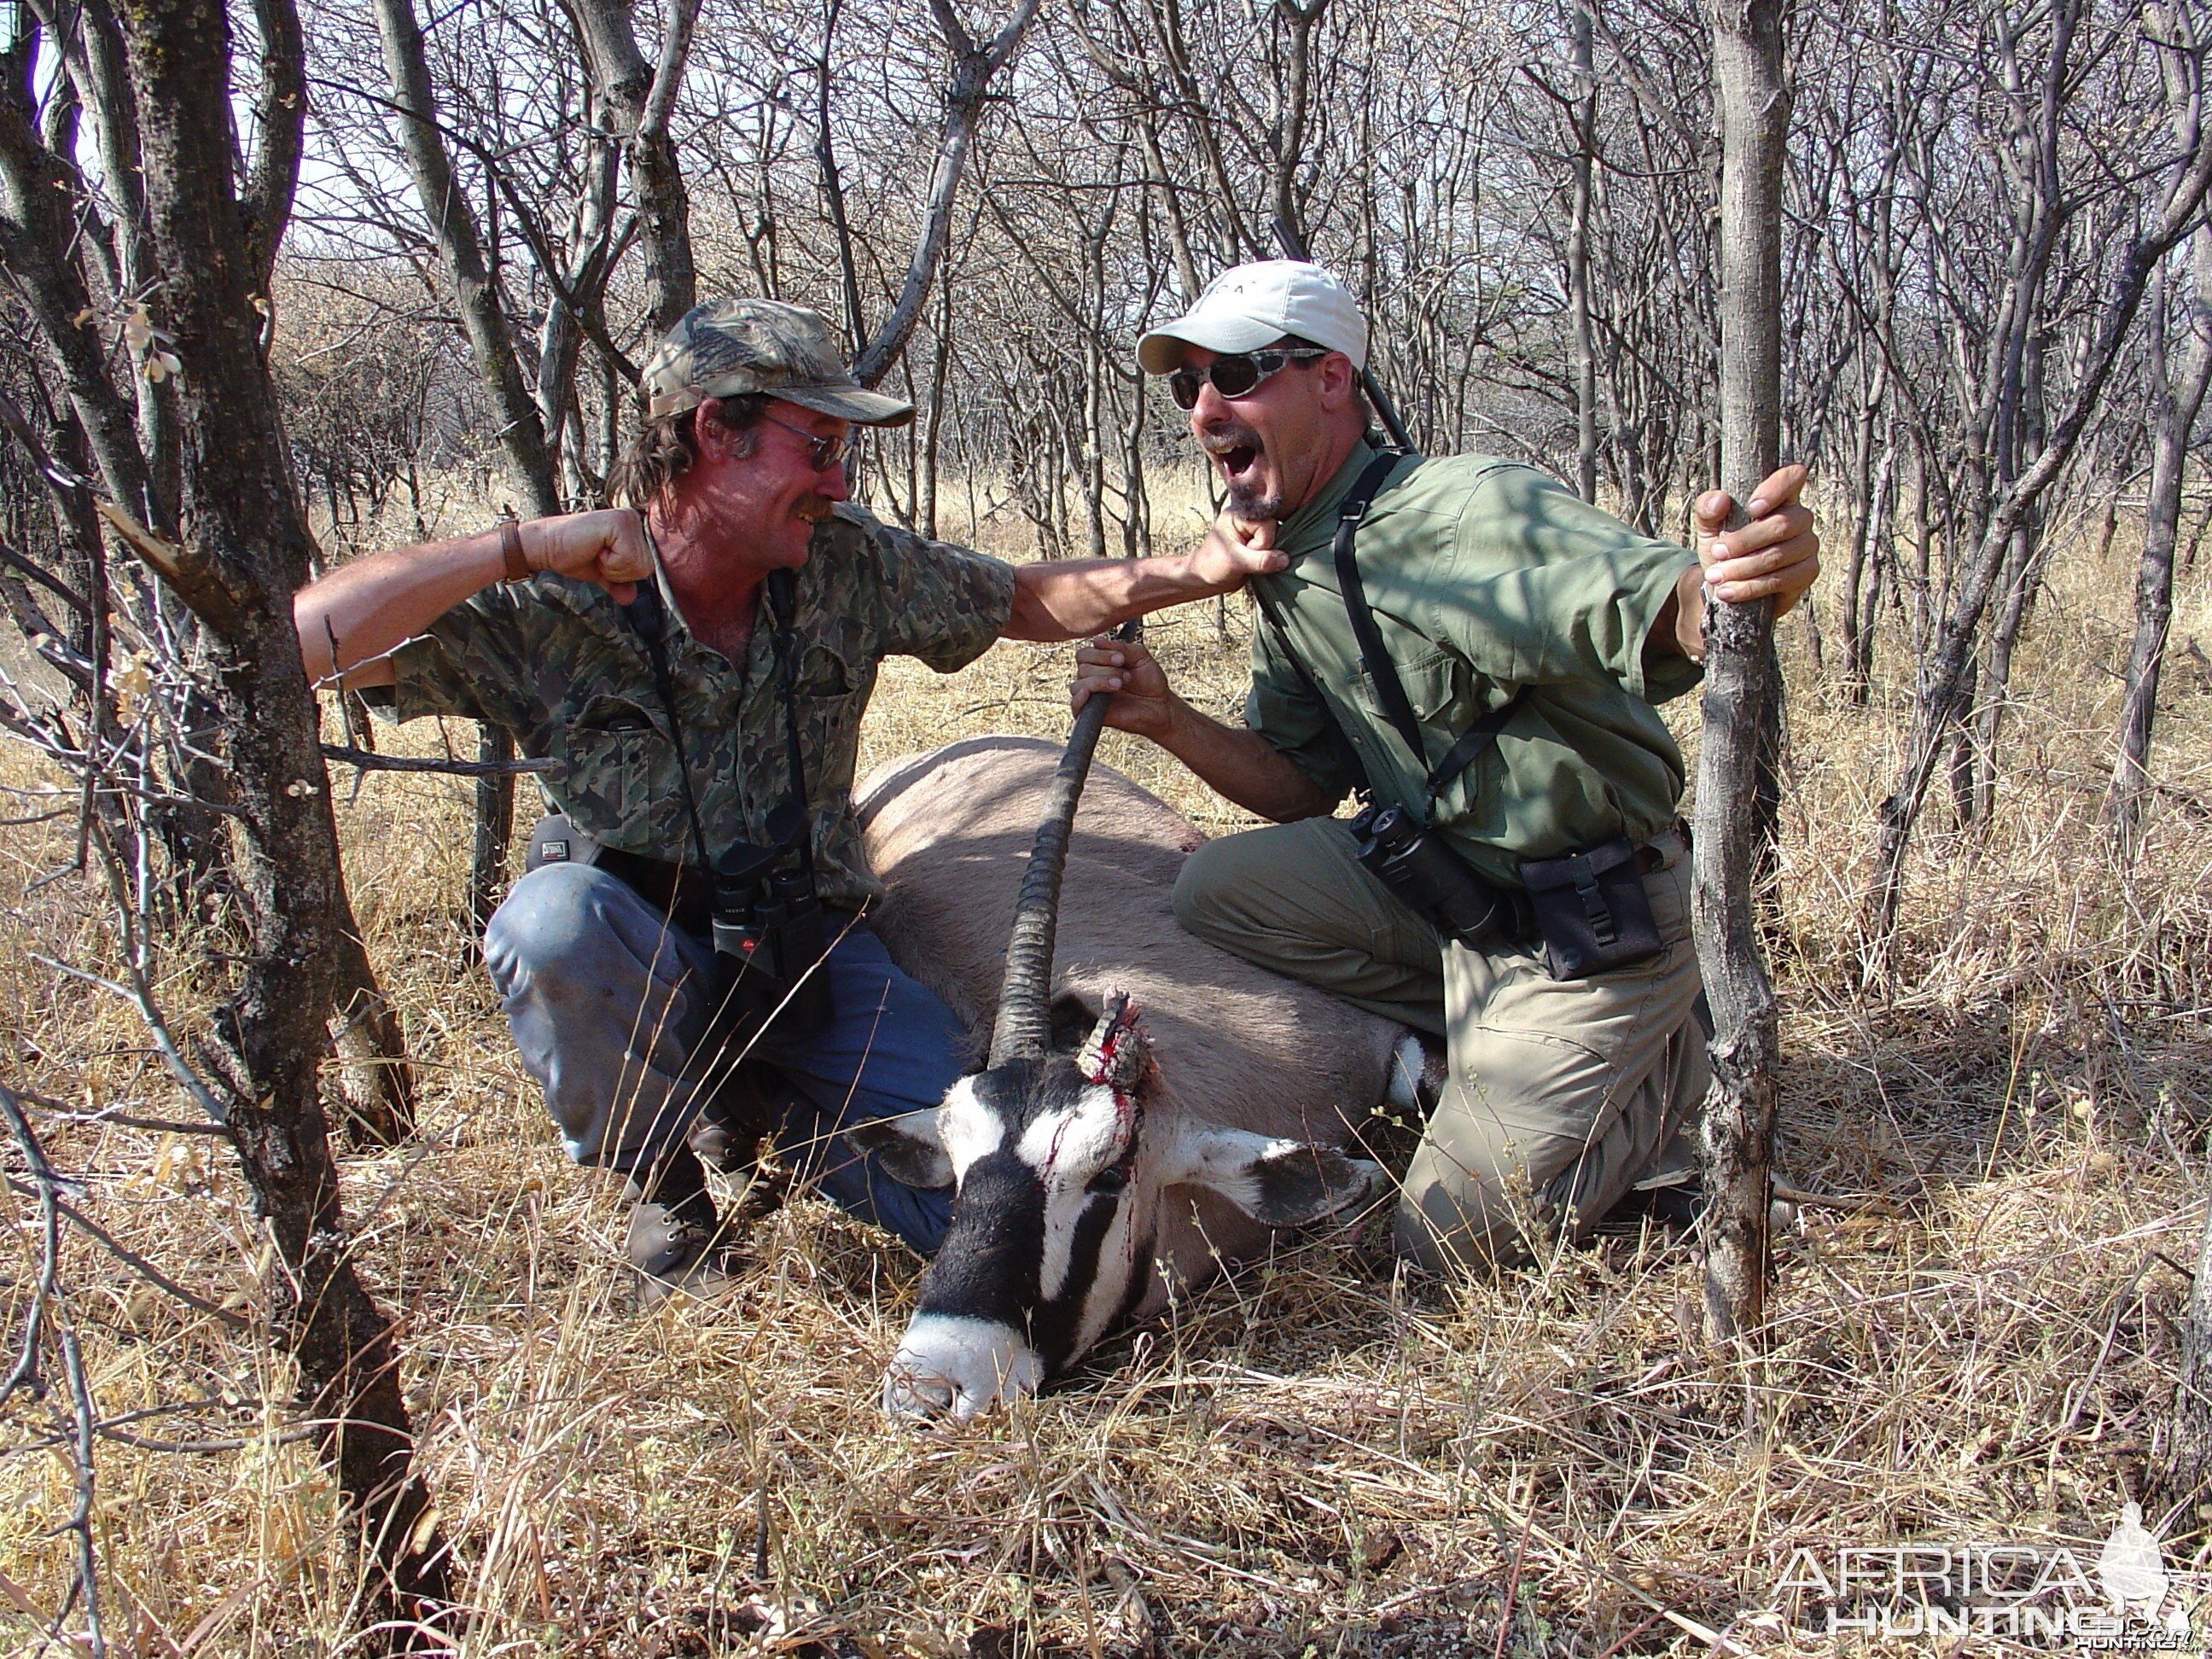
{"left": 988, "top": 619, "right": 1140, "bottom": 1065}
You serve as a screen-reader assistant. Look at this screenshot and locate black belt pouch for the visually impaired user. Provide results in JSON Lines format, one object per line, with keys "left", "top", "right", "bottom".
{"left": 1520, "top": 835, "right": 1663, "bottom": 980}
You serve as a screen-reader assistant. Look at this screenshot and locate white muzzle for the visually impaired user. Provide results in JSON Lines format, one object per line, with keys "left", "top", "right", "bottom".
{"left": 881, "top": 1314, "right": 1045, "bottom": 1422}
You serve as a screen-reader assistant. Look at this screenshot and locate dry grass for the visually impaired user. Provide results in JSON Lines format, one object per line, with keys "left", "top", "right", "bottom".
{"left": 1, "top": 498, "right": 2209, "bottom": 1657}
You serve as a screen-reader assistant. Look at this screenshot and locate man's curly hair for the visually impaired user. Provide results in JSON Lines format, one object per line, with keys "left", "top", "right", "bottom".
{"left": 609, "top": 393, "right": 770, "bottom": 508}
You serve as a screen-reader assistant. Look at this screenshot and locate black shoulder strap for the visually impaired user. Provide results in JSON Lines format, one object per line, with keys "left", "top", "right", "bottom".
{"left": 1331, "top": 451, "right": 1424, "bottom": 762}
{"left": 620, "top": 585, "right": 714, "bottom": 871}
{"left": 764, "top": 568, "right": 817, "bottom": 881}
{"left": 1420, "top": 690, "right": 1523, "bottom": 816}
{"left": 1330, "top": 450, "right": 1525, "bottom": 818}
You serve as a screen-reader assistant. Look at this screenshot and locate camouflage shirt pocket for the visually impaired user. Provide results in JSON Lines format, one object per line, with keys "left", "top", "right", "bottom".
{"left": 789, "top": 639, "right": 860, "bottom": 701}
{"left": 549, "top": 696, "right": 687, "bottom": 856}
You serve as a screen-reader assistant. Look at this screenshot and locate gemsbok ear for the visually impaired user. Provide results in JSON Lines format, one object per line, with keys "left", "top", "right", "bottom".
{"left": 843, "top": 1109, "right": 954, "bottom": 1190}
{"left": 1157, "top": 1124, "right": 1381, "bottom": 1228}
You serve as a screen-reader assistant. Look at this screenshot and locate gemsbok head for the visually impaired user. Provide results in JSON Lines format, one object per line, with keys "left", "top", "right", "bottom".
{"left": 851, "top": 669, "right": 1390, "bottom": 1421}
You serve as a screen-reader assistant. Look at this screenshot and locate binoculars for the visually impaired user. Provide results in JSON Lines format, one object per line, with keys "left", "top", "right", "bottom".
{"left": 1351, "top": 800, "right": 1526, "bottom": 948}
{"left": 710, "top": 800, "right": 835, "bottom": 1045}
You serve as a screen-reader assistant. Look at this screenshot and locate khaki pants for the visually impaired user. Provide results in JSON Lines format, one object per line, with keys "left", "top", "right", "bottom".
{"left": 1172, "top": 817, "right": 1707, "bottom": 1273}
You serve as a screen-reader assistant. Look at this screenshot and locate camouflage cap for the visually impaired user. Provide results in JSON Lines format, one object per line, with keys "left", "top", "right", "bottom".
{"left": 642, "top": 298, "right": 914, "bottom": 427}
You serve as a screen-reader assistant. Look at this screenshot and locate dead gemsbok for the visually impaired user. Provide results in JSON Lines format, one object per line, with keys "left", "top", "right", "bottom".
{"left": 850, "top": 664, "right": 1412, "bottom": 1420}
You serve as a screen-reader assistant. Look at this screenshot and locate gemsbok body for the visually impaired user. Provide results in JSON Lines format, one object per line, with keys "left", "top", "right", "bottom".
{"left": 849, "top": 732, "right": 1411, "bottom": 1420}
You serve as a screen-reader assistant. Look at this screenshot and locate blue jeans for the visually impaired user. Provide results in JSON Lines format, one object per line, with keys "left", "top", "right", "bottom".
{"left": 482, "top": 862, "right": 961, "bottom": 1253}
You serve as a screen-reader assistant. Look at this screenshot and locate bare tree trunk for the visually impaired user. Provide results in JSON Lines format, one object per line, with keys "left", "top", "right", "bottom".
{"left": 922, "top": 276, "right": 952, "bottom": 538}
{"left": 109, "top": 0, "right": 451, "bottom": 1629}
{"left": 1695, "top": 0, "right": 1786, "bottom": 1353}
{"left": 1865, "top": 119, "right": 2212, "bottom": 955}
{"left": 2162, "top": 1141, "right": 2212, "bottom": 1513}
{"left": 1855, "top": 434, "right": 1895, "bottom": 701}
{"left": 850, "top": 0, "right": 1043, "bottom": 388}
{"left": 1121, "top": 359, "right": 1153, "bottom": 559}
{"left": 370, "top": 0, "right": 558, "bottom": 521}
{"left": 1267, "top": 0, "right": 1327, "bottom": 253}
{"left": 2108, "top": 221, "right": 2212, "bottom": 849}
{"left": 469, "top": 722, "right": 517, "bottom": 940}
{"left": 569, "top": 0, "right": 700, "bottom": 335}
{"left": 1838, "top": 360, "right": 1881, "bottom": 701}
{"left": 1569, "top": 1, "right": 1599, "bottom": 505}
{"left": 815, "top": 0, "right": 867, "bottom": 354}
{"left": 1971, "top": 331, "right": 2047, "bottom": 822}
{"left": 329, "top": 926, "right": 416, "bottom": 1147}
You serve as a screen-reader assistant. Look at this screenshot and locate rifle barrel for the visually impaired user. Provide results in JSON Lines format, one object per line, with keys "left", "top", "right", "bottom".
{"left": 1270, "top": 216, "right": 1412, "bottom": 452}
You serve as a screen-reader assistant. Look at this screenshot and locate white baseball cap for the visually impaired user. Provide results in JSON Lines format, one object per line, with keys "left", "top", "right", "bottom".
{"left": 1137, "top": 260, "right": 1369, "bottom": 375}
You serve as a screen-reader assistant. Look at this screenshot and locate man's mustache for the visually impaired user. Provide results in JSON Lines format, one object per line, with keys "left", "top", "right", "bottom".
{"left": 1198, "top": 427, "right": 1263, "bottom": 459}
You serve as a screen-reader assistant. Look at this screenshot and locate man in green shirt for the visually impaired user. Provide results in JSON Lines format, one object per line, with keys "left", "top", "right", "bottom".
{"left": 1073, "top": 261, "right": 1819, "bottom": 1272}
{"left": 296, "top": 297, "right": 1288, "bottom": 1295}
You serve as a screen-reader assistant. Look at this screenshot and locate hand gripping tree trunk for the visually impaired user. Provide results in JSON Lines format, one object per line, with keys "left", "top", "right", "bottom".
{"left": 1695, "top": 0, "right": 1787, "bottom": 1349}
{"left": 105, "top": 0, "right": 450, "bottom": 1628}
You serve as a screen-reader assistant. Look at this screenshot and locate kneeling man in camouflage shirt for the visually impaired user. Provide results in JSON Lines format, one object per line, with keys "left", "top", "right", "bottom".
{"left": 1074, "top": 262, "right": 1819, "bottom": 1272}
{"left": 295, "top": 299, "right": 1285, "bottom": 1295}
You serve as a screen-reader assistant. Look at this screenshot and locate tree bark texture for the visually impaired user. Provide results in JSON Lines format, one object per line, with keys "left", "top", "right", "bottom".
{"left": 1970, "top": 331, "right": 2047, "bottom": 824}
{"left": 2161, "top": 1144, "right": 2212, "bottom": 1511}
{"left": 1569, "top": 2, "right": 1599, "bottom": 505}
{"left": 329, "top": 923, "right": 417, "bottom": 1148}
{"left": 370, "top": 0, "right": 559, "bottom": 521}
{"left": 569, "top": 0, "right": 699, "bottom": 335}
{"left": 469, "top": 720, "right": 517, "bottom": 939}
{"left": 1694, "top": 0, "right": 1786, "bottom": 1349}
{"left": 0, "top": 93, "right": 161, "bottom": 530}
{"left": 108, "top": 0, "right": 451, "bottom": 1627}
{"left": 2108, "top": 217, "right": 2212, "bottom": 847}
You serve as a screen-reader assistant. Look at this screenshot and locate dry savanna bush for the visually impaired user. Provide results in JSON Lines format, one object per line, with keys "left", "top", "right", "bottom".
{"left": 1, "top": 492, "right": 2209, "bottom": 1656}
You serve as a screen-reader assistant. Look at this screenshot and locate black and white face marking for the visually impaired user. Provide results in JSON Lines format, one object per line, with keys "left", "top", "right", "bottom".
{"left": 882, "top": 1054, "right": 1157, "bottom": 1422}
{"left": 865, "top": 1013, "right": 1383, "bottom": 1422}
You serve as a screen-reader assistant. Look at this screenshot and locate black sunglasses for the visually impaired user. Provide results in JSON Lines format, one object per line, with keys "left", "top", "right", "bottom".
{"left": 1167, "top": 347, "right": 1330, "bottom": 410}
{"left": 760, "top": 410, "right": 851, "bottom": 473}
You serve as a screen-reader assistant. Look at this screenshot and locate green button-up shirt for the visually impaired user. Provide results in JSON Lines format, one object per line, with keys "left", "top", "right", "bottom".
{"left": 374, "top": 502, "right": 1017, "bottom": 907}
{"left": 1245, "top": 441, "right": 1703, "bottom": 886}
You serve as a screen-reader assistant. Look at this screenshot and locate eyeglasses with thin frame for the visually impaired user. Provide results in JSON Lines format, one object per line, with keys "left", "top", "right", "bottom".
{"left": 759, "top": 410, "right": 852, "bottom": 473}
{"left": 1167, "top": 347, "right": 1330, "bottom": 410}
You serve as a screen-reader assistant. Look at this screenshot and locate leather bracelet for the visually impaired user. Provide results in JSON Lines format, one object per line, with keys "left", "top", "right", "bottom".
{"left": 498, "top": 517, "right": 531, "bottom": 584}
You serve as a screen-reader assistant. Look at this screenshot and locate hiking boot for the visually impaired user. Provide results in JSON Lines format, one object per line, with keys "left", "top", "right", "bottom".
{"left": 623, "top": 1143, "right": 732, "bottom": 1302}
{"left": 1604, "top": 1173, "right": 1705, "bottom": 1237}
{"left": 685, "top": 1062, "right": 794, "bottom": 1174}
{"left": 685, "top": 1108, "right": 748, "bottom": 1177}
